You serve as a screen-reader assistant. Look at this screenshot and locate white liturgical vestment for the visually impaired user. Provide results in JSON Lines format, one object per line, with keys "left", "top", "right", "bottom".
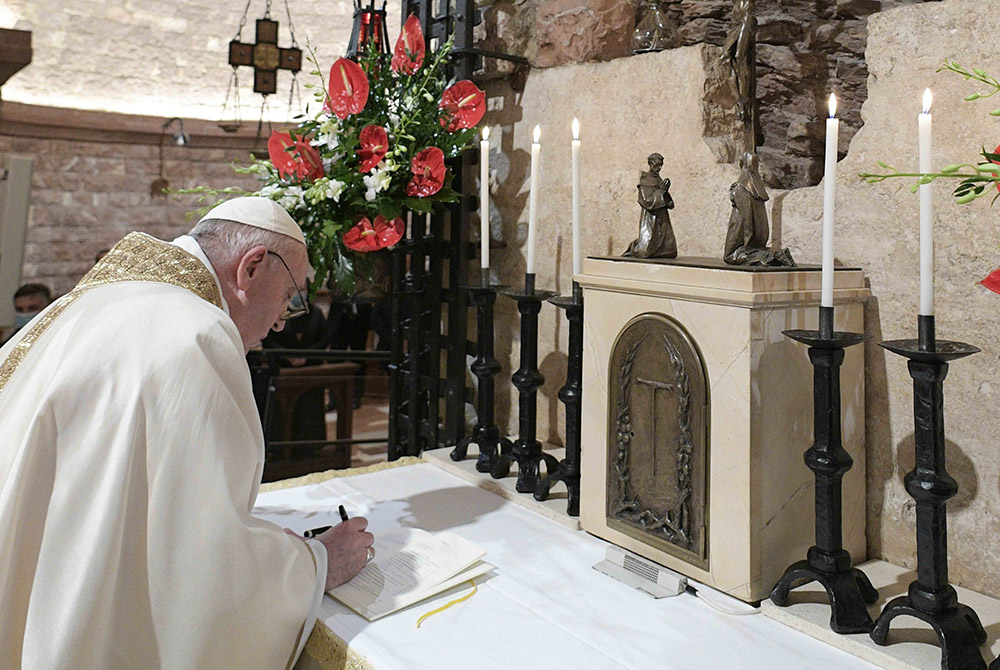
{"left": 0, "top": 233, "right": 326, "bottom": 669}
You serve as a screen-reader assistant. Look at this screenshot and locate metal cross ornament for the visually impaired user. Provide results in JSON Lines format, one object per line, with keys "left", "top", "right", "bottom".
{"left": 229, "top": 17, "right": 301, "bottom": 95}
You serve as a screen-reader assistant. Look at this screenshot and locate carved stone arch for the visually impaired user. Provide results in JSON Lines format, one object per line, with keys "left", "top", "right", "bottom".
{"left": 606, "top": 312, "right": 710, "bottom": 569}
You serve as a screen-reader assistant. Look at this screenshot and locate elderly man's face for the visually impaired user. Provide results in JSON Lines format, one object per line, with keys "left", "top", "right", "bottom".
{"left": 242, "top": 244, "right": 311, "bottom": 351}
{"left": 649, "top": 158, "right": 663, "bottom": 172}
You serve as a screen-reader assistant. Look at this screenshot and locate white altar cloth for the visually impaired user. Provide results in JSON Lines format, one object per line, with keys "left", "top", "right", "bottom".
{"left": 253, "top": 462, "right": 879, "bottom": 670}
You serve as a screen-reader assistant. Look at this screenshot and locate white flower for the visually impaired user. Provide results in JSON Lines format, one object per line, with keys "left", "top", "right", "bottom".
{"left": 279, "top": 185, "right": 304, "bottom": 211}
{"left": 325, "top": 179, "right": 345, "bottom": 202}
{"left": 259, "top": 183, "right": 283, "bottom": 200}
{"left": 315, "top": 116, "right": 340, "bottom": 152}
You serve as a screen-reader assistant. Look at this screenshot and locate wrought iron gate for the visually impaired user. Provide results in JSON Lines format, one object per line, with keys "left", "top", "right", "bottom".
{"left": 387, "top": 0, "right": 525, "bottom": 458}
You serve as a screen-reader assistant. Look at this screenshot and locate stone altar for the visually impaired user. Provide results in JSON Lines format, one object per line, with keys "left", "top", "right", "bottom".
{"left": 579, "top": 256, "right": 869, "bottom": 602}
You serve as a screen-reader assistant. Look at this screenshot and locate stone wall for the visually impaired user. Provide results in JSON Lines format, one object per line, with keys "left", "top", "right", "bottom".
{"left": 0, "top": 121, "right": 257, "bottom": 297}
{"left": 479, "top": 0, "right": 928, "bottom": 189}
{"left": 483, "top": 0, "right": 1000, "bottom": 599}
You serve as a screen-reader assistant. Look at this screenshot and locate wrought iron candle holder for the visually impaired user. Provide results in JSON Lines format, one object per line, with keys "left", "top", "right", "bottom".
{"left": 870, "top": 314, "right": 987, "bottom": 670}
{"left": 493, "top": 273, "right": 559, "bottom": 492}
{"left": 535, "top": 281, "right": 584, "bottom": 516}
{"left": 770, "top": 306, "right": 878, "bottom": 633}
{"left": 451, "top": 269, "right": 511, "bottom": 472}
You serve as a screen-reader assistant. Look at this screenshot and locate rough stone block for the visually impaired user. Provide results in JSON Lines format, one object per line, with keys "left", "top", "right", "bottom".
{"left": 534, "top": 0, "right": 634, "bottom": 68}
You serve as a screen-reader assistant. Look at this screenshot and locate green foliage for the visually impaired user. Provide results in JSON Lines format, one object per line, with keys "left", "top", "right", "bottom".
{"left": 859, "top": 61, "right": 1000, "bottom": 207}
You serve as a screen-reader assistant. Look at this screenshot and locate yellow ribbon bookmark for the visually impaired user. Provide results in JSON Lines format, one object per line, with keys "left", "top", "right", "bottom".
{"left": 416, "top": 580, "right": 479, "bottom": 628}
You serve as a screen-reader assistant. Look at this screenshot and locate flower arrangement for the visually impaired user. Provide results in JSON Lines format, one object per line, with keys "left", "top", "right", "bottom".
{"left": 192, "top": 16, "right": 485, "bottom": 295}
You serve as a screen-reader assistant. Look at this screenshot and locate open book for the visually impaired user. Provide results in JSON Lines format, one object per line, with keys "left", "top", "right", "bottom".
{"left": 328, "top": 528, "right": 493, "bottom": 621}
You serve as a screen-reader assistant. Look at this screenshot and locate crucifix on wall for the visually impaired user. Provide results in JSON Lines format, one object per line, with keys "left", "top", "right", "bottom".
{"left": 229, "top": 18, "right": 302, "bottom": 95}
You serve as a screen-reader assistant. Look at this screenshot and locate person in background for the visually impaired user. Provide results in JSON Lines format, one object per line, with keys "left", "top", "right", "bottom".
{"left": 1, "top": 283, "right": 53, "bottom": 345}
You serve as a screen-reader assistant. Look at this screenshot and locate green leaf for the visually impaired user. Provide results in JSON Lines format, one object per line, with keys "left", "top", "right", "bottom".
{"left": 956, "top": 192, "right": 977, "bottom": 204}
{"left": 965, "top": 93, "right": 980, "bottom": 101}
{"left": 403, "top": 197, "right": 433, "bottom": 213}
{"left": 918, "top": 175, "right": 933, "bottom": 184}
{"left": 877, "top": 161, "right": 890, "bottom": 169}
{"left": 974, "top": 68, "right": 988, "bottom": 77}
{"left": 333, "top": 246, "right": 356, "bottom": 294}
{"left": 941, "top": 164, "right": 961, "bottom": 173}
{"left": 991, "top": 109, "right": 1000, "bottom": 117}
{"left": 910, "top": 184, "right": 919, "bottom": 193}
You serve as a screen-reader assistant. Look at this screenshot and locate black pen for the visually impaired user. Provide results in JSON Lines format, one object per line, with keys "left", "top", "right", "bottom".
{"left": 303, "top": 505, "right": 349, "bottom": 538}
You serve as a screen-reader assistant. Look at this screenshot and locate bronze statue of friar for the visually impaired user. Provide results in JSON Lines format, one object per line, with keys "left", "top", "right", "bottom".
{"left": 624, "top": 153, "right": 677, "bottom": 259}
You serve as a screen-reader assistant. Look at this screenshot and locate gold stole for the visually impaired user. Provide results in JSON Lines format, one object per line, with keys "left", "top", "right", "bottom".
{"left": 0, "top": 232, "right": 223, "bottom": 396}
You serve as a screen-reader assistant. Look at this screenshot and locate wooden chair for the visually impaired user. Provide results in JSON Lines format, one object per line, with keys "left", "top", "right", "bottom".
{"left": 262, "top": 361, "right": 361, "bottom": 481}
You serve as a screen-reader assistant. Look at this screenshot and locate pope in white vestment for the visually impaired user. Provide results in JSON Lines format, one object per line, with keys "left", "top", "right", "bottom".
{"left": 0, "top": 210, "right": 335, "bottom": 668}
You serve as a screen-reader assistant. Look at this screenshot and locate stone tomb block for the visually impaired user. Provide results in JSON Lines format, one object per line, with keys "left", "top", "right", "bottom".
{"left": 579, "top": 257, "right": 869, "bottom": 602}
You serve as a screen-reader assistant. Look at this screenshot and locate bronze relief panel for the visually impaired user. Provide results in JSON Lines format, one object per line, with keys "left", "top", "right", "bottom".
{"left": 607, "top": 313, "right": 710, "bottom": 570}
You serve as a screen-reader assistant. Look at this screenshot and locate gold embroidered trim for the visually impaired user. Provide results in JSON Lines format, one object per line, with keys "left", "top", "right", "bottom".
{"left": 301, "top": 622, "right": 376, "bottom": 670}
{"left": 0, "top": 291, "right": 86, "bottom": 395}
{"left": 76, "top": 232, "right": 223, "bottom": 308}
{"left": 0, "top": 232, "right": 223, "bottom": 397}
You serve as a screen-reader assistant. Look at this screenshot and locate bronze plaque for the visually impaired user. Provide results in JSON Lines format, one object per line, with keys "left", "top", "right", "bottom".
{"left": 607, "top": 313, "right": 710, "bottom": 569}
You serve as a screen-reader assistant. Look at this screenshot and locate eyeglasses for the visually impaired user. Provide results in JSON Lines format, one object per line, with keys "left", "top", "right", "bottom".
{"left": 267, "top": 250, "right": 310, "bottom": 321}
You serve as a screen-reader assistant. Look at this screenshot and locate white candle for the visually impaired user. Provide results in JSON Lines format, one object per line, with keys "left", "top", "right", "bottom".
{"left": 571, "top": 118, "right": 582, "bottom": 278}
{"left": 821, "top": 94, "right": 838, "bottom": 308}
{"left": 919, "top": 88, "right": 934, "bottom": 316}
{"left": 527, "top": 124, "right": 541, "bottom": 275}
{"left": 480, "top": 126, "right": 490, "bottom": 269}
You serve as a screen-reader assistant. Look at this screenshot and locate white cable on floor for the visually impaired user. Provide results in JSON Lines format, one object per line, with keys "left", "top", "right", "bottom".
{"left": 688, "top": 584, "right": 761, "bottom": 616}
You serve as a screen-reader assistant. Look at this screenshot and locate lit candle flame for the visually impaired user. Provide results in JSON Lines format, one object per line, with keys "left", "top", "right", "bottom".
{"left": 482, "top": 126, "right": 490, "bottom": 141}
{"left": 572, "top": 117, "right": 580, "bottom": 141}
{"left": 533, "top": 125, "right": 541, "bottom": 143}
{"left": 828, "top": 93, "right": 837, "bottom": 118}
{"left": 923, "top": 88, "right": 933, "bottom": 114}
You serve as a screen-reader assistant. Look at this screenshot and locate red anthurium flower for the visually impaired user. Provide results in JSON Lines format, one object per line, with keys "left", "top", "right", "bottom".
{"left": 267, "top": 131, "right": 325, "bottom": 181}
{"left": 405, "top": 146, "right": 446, "bottom": 197}
{"left": 327, "top": 57, "right": 370, "bottom": 119}
{"left": 391, "top": 15, "right": 425, "bottom": 75}
{"left": 356, "top": 125, "right": 389, "bottom": 173}
{"left": 343, "top": 215, "right": 405, "bottom": 252}
{"left": 979, "top": 267, "right": 1000, "bottom": 296}
{"left": 438, "top": 80, "right": 486, "bottom": 132}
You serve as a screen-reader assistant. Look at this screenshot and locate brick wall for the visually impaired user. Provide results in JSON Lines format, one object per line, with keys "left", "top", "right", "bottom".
{"left": 0, "top": 107, "right": 259, "bottom": 296}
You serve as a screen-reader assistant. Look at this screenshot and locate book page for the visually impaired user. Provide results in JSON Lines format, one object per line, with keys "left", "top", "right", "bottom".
{"left": 329, "top": 528, "right": 486, "bottom": 619}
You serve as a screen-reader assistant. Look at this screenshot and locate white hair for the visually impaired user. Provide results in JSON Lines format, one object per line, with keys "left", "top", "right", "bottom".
{"left": 189, "top": 218, "right": 302, "bottom": 269}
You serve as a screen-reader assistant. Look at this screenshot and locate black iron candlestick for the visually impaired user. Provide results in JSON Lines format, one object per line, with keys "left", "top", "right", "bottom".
{"left": 535, "top": 281, "right": 584, "bottom": 516}
{"left": 770, "top": 306, "right": 879, "bottom": 633}
{"left": 871, "top": 314, "right": 987, "bottom": 670}
{"left": 493, "top": 273, "right": 559, "bottom": 492}
{"left": 451, "top": 270, "right": 511, "bottom": 472}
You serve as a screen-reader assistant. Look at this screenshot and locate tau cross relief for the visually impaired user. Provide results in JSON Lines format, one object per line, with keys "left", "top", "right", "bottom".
{"left": 229, "top": 18, "right": 302, "bottom": 95}
{"left": 635, "top": 376, "right": 675, "bottom": 478}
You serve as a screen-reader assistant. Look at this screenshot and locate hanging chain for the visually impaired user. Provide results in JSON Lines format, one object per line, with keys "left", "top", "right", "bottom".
{"left": 282, "top": 0, "right": 299, "bottom": 47}
{"left": 263, "top": 0, "right": 272, "bottom": 19}
{"left": 287, "top": 72, "right": 302, "bottom": 122}
{"left": 233, "top": 0, "right": 253, "bottom": 41}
